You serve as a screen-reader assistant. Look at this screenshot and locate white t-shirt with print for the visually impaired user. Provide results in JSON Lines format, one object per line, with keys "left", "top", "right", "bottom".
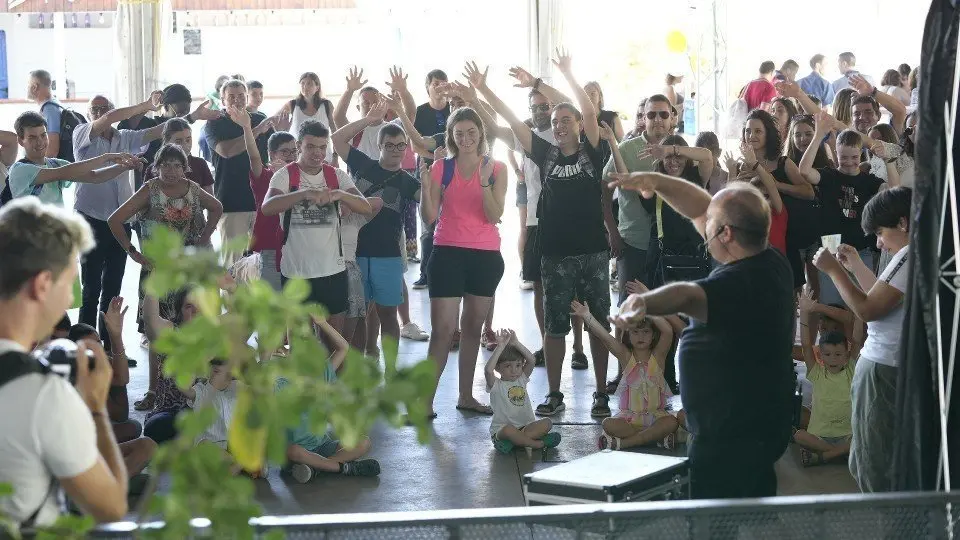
{"left": 488, "top": 374, "right": 536, "bottom": 437}
{"left": 268, "top": 165, "right": 356, "bottom": 279}
{"left": 858, "top": 245, "right": 910, "bottom": 367}
{"left": 513, "top": 128, "right": 556, "bottom": 227}
{"left": 0, "top": 340, "right": 98, "bottom": 527}
{"left": 191, "top": 379, "right": 238, "bottom": 447}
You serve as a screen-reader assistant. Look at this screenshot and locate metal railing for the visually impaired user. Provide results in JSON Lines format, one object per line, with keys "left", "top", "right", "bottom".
{"left": 91, "top": 491, "right": 959, "bottom": 539}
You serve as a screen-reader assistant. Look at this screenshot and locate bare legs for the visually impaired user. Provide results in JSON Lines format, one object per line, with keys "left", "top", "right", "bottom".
{"left": 602, "top": 416, "right": 679, "bottom": 449}
{"left": 286, "top": 438, "right": 372, "bottom": 473}
{"left": 496, "top": 418, "right": 553, "bottom": 449}
{"left": 426, "top": 295, "right": 493, "bottom": 416}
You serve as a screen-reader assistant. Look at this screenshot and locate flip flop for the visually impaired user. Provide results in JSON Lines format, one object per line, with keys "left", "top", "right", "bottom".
{"left": 456, "top": 403, "right": 494, "bottom": 415}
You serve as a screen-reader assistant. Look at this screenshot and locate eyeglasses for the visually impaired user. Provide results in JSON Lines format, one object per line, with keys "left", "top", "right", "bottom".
{"left": 383, "top": 142, "right": 408, "bottom": 152}
{"left": 645, "top": 111, "right": 671, "bottom": 120}
{"left": 90, "top": 106, "right": 111, "bottom": 114}
{"left": 276, "top": 149, "right": 297, "bottom": 157}
{"left": 158, "top": 162, "right": 184, "bottom": 171}
{"left": 530, "top": 104, "right": 551, "bottom": 112}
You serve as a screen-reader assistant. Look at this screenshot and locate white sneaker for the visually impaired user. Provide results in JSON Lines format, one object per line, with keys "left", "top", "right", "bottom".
{"left": 400, "top": 322, "right": 429, "bottom": 341}
{"left": 519, "top": 280, "right": 534, "bottom": 290}
{"left": 290, "top": 463, "right": 314, "bottom": 484}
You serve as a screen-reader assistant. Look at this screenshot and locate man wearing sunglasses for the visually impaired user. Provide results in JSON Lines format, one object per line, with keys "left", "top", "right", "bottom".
{"left": 332, "top": 97, "right": 421, "bottom": 350}
{"left": 600, "top": 95, "right": 673, "bottom": 307}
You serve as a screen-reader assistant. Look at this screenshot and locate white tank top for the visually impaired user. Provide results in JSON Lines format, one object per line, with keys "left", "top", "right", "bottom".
{"left": 291, "top": 101, "right": 333, "bottom": 162}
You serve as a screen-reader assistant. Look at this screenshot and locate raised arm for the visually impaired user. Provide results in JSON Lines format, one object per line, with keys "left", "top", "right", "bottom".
{"left": 89, "top": 91, "right": 162, "bottom": 140}
{"left": 450, "top": 82, "right": 512, "bottom": 142}
{"left": 777, "top": 81, "right": 848, "bottom": 132}
{"left": 571, "top": 299, "right": 630, "bottom": 368}
{"left": 553, "top": 48, "right": 599, "bottom": 148}
{"left": 798, "top": 112, "right": 831, "bottom": 184}
{"left": 333, "top": 67, "right": 368, "bottom": 129}
{"left": 600, "top": 122, "right": 624, "bottom": 258}
{"left": 384, "top": 92, "right": 433, "bottom": 154}
{"left": 484, "top": 330, "right": 511, "bottom": 390}
{"left": 797, "top": 288, "right": 818, "bottom": 373}
{"left": 0, "top": 130, "right": 18, "bottom": 166}
{"left": 608, "top": 171, "right": 712, "bottom": 238}
{"left": 849, "top": 75, "right": 907, "bottom": 134}
{"left": 465, "top": 62, "right": 535, "bottom": 153}
{"left": 507, "top": 65, "right": 572, "bottom": 107}
{"left": 611, "top": 282, "right": 709, "bottom": 329}
{"left": 142, "top": 294, "right": 173, "bottom": 343}
{"left": 228, "top": 105, "right": 264, "bottom": 178}
{"left": 385, "top": 66, "right": 418, "bottom": 123}
{"left": 813, "top": 248, "right": 903, "bottom": 323}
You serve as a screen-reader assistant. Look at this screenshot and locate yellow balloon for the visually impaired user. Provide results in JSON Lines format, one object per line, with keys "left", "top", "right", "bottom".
{"left": 666, "top": 31, "right": 687, "bottom": 53}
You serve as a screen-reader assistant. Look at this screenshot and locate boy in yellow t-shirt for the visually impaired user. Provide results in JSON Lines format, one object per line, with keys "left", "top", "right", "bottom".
{"left": 793, "top": 329, "right": 855, "bottom": 466}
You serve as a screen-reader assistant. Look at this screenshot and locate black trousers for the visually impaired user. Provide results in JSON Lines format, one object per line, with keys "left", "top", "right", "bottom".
{"left": 418, "top": 221, "right": 436, "bottom": 282}
{"left": 688, "top": 434, "right": 789, "bottom": 499}
{"left": 79, "top": 214, "right": 130, "bottom": 333}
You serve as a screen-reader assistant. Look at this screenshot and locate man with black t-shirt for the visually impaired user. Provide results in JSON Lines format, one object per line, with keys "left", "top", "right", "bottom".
{"left": 800, "top": 122, "right": 885, "bottom": 305}
{"left": 205, "top": 79, "right": 275, "bottom": 267}
{"left": 399, "top": 69, "right": 450, "bottom": 290}
{"left": 609, "top": 172, "right": 794, "bottom": 499}
{"left": 471, "top": 52, "right": 614, "bottom": 418}
{"left": 332, "top": 99, "right": 420, "bottom": 350}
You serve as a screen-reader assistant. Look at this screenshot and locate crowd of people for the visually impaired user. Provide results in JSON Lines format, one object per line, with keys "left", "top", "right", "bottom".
{"left": 0, "top": 48, "right": 919, "bottom": 528}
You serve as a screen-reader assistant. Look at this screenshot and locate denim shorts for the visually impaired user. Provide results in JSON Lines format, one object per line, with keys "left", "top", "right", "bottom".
{"left": 541, "top": 251, "right": 610, "bottom": 337}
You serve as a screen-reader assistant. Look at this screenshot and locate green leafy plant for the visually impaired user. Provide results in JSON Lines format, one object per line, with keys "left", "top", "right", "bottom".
{"left": 1, "top": 226, "right": 435, "bottom": 539}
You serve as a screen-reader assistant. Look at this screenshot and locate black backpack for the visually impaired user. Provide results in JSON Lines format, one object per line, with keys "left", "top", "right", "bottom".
{"left": 0, "top": 158, "right": 50, "bottom": 207}
{"left": 0, "top": 350, "right": 60, "bottom": 529}
{"left": 40, "top": 102, "right": 87, "bottom": 162}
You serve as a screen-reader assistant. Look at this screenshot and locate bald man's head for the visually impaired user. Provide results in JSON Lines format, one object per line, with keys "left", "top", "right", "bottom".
{"left": 710, "top": 184, "right": 770, "bottom": 252}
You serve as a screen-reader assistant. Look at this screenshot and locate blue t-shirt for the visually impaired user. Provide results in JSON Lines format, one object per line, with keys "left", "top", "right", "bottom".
{"left": 40, "top": 101, "right": 63, "bottom": 135}
{"left": 7, "top": 158, "right": 72, "bottom": 206}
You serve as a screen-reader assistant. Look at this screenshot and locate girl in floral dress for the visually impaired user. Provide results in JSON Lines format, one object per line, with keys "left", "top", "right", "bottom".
{"left": 108, "top": 143, "right": 222, "bottom": 417}
{"left": 571, "top": 280, "right": 682, "bottom": 451}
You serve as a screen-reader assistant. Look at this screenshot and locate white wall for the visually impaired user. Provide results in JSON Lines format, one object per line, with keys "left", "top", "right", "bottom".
{"left": 0, "top": 13, "right": 116, "bottom": 100}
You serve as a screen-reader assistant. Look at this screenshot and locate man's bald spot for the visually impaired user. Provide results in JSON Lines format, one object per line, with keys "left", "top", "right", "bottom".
{"left": 713, "top": 184, "right": 770, "bottom": 249}
{"left": 89, "top": 95, "right": 114, "bottom": 109}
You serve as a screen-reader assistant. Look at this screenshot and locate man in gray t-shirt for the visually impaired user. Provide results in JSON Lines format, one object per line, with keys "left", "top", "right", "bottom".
{"left": 602, "top": 94, "right": 674, "bottom": 304}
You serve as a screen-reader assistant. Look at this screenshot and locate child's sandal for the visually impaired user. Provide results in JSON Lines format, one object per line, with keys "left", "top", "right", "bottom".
{"left": 800, "top": 448, "right": 826, "bottom": 467}
{"left": 598, "top": 434, "right": 621, "bottom": 451}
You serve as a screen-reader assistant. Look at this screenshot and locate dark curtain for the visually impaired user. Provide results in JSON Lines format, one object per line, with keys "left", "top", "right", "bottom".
{"left": 892, "top": 0, "right": 960, "bottom": 491}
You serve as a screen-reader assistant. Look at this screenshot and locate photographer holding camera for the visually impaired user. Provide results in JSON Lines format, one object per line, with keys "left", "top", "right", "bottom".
{"left": 0, "top": 198, "right": 128, "bottom": 528}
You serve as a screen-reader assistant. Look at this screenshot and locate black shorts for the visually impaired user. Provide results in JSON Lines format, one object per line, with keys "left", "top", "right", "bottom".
{"left": 281, "top": 271, "right": 349, "bottom": 315}
{"left": 522, "top": 225, "right": 541, "bottom": 282}
{"left": 428, "top": 245, "right": 504, "bottom": 298}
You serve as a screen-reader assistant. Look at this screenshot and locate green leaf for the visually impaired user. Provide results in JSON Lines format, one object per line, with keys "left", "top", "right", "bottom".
{"left": 282, "top": 278, "right": 310, "bottom": 304}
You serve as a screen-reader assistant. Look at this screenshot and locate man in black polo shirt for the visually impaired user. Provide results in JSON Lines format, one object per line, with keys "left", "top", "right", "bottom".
{"left": 609, "top": 172, "right": 795, "bottom": 499}
{"left": 204, "top": 79, "right": 274, "bottom": 266}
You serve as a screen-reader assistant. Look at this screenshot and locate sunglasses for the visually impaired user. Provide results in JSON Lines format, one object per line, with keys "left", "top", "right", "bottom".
{"left": 530, "top": 104, "right": 551, "bottom": 112}
{"left": 645, "top": 111, "right": 670, "bottom": 120}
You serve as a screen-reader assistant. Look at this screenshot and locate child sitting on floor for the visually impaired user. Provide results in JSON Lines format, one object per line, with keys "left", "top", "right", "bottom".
{"left": 573, "top": 284, "right": 680, "bottom": 451}
{"left": 793, "top": 321, "right": 855, "bottom": 466}
{"left": 276, "top": 317, "right": 380, "bottom": 482}
{"left": 485, "top": 329, "right": 561, "bottom": 454}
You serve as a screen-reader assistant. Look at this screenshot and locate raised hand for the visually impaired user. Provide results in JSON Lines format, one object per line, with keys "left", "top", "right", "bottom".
{"left": 774, "top": 80, "right": 800, "bottom": 98}
{"left": 432, "top": 146, "right": 447, "bottom": 162}
{"left": 495, "top": 329, "right": 515, "bottom": 346}
{"left": 609, "top": 294, "right": 647, "bottom": 332}
{"left": 508, "top": 66, "right": 536, "bottom": 88}
{"left": 869, "top": 141, "right": 888, "bottom": 160}
{"left": 345, "top": 66, "right": 368, "bottom": 93}
{"left": 848, "top": 74, "right": 874, "bottom": 96}
{"left": 227, "top": 105, "right": 251, "bottom": 128}
{"left": 148, "top": 90, "right": 164, "bottom": 111}
{"left": 570, "top": 300, "right": 591, "bottom": 319}
{"left": 102, "top": 296, "right": 128, "bottom": 337}
{"left": 835, "top": 243, "right": 862, "bottom": 271}
{"left": 273, "top": 110, "right": 292, "bottom": 132}
{"left": 462, "top": 61, "right": 489, "bottom": 91}
{"left": 383, "top": 92, "right": 404, "bottom": 115}
{"left": 812, "top": 246, "right": 843, "bottom": 275}
{"left": 798, "top": 285, "right": 816, "bottom": 313}
{"left": 552, "top": 46, "right": 573, "bottom": 74}
{"left": 608, "top": 172, "right": 659, "bottom": 199}
{"left": 386, "top": 66, "right": 409, "bottom": 93}
{"left": 191, "top": 99, "right": 221, "bottom": 122}
{"left": 723, "top": 151, "right": 738, "bottom": 172}
{"left": 624, "top": 280, "right": 649, "bottom": 295}
{"left": 814, "top": 110, "right": 831, "bottom": 135}
{"left": 598, "top": 121, "right": 616, "bottom": 142}
{"left": 451, "top": 81, "right": 477, "bottom": 103}
{"left": 365, "top": 97, "right": 388, "bottom": 122}
{"left": 739, "top": 140, "right": 757, "bottom": 166}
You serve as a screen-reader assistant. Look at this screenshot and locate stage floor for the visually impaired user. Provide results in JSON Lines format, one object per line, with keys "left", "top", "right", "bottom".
{"left": 87, "top": 216, "right": 858, "bottom": 516}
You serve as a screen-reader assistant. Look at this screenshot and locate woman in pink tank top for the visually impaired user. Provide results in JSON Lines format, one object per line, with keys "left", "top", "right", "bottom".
{"left": 419, "top": 107, "right": 508, "bottom": 417}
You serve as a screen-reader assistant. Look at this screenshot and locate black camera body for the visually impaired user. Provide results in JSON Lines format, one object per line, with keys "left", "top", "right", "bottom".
{"left": 33, "top": 338, "right": 95, "bottom": 385}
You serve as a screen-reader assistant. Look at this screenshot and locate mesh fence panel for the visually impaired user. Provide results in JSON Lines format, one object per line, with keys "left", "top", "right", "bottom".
{"left": 92, "top": 492, "right": 959, "bottom": 539}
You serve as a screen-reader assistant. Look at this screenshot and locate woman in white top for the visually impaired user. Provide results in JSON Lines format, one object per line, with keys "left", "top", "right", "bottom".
{"left": 880, "top": 69, "right": 911, "bottom": 107}
{"left": 279, "top": 72, "right": 336, "bottom": 163}
{"left": 812, "top": 186, "right": 912, "bottom": 493}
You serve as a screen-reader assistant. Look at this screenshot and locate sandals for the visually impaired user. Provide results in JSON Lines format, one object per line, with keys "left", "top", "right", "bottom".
{"left": 605, "top": 374, "right": 622, "bottom": 395}
{"left": 456, "top": 401, "right": 493, "bottom": 415}
{"left": 134, "top": 391, "right": 155, "bottom": 411}
{"left": 493, "top": 438, "right": 515, "bottom": 455}
{"left": 598, "top": 434, "right": 622, "bottom": 451}
{"left": 591, "top": 392, "right": 611, "bottom": 418}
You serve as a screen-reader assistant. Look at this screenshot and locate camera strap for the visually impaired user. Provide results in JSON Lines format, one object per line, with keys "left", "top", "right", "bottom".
{"left": 0, "top": 351, "right": 59, "bottom": 529}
